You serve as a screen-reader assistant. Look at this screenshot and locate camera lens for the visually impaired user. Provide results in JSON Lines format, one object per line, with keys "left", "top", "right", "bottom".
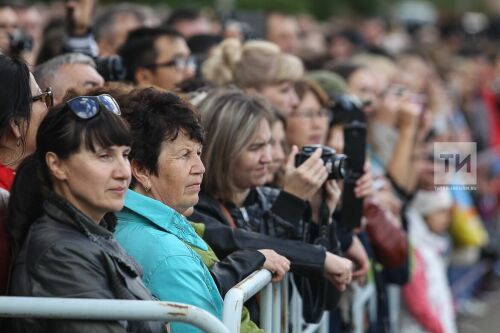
{"left": 330, "top": 154, "right": 350, "bottom": 180}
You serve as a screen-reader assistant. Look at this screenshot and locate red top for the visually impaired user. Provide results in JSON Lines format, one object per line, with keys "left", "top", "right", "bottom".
{"left": 0, "top": 163, "right": 14, "bottom": 191}
{"left": 0, "top": 163, "right": 12, "bottom": 295}
{"left": 481, "top": 88, "right": 500, "bottom": 149}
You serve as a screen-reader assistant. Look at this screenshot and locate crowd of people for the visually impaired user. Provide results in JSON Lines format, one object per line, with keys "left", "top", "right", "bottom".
{"left": 0, "top": 0, "right": 499, "bottom": 332}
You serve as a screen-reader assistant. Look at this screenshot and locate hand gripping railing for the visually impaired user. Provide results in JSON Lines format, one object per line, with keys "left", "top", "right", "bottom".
{"left": 0, "top": 297, "right": 230, "bottom": 333}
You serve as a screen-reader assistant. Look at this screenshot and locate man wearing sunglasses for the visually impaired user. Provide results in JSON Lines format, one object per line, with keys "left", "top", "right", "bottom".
{"left": 34, "top": 53, "right": 104, "bottom": 105}
{"left": 119, "top": 27, "right": 196, "bottom": 91}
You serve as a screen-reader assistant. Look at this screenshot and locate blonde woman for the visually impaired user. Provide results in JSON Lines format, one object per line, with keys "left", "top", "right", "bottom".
{"left": 202, "top": 38, "right": 303, "bottom": 116}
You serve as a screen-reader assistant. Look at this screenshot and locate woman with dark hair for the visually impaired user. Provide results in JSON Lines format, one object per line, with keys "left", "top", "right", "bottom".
{"left": 0, "top": 54, "right": 51, "bottom": 296}
{"left": 7, "top": 94, "right": 166, "bottom": 333}
{"left": 114, "top": 87, "right": 289, "bottom": 333}
{"left": 0, "top": 54, "right": 51, "bottom": 188}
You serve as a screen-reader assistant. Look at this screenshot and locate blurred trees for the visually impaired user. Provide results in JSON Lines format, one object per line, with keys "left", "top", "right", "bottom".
{"left": 39, "top": 0, "right": 493, "bottom": 19}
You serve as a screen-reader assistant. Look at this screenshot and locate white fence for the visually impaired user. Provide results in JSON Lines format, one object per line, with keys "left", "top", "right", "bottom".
{"left": 0, "top": 271, "right": 378, "bottom": 333}
{"left": 223, "top": 269, "right": 377, "bottom": 333}
{"left": 223, "top": 270, "right": 330, "bottom": 333}
{"left": 0, "top": 297, "right": 230, "bottom": 333}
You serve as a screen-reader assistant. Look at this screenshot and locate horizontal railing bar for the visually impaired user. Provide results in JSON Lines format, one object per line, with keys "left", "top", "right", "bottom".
{"left": 0, "top": 297, "right": 230, "bottom": 333}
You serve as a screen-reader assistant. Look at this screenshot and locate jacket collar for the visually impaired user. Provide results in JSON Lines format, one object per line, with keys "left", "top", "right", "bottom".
{"left": 44, "top": 191, "right": 144, "bottom": 278}
{"left": 44, "top": 191, "right": 113, "bottom": 238}
{"left": 122, "top": 189, "right": 207, "bottom": 251}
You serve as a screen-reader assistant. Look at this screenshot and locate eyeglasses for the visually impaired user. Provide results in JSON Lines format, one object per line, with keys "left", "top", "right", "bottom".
{"left": 289, "top": 108, "right": 330, "bottom": 119}
{"left": 32, "top": 87, "right": 54, "bottom": 108}
{"left": 144, "top": 56, "right": 197, "bottom": 72}
{"left": 64, "top": 94, "right": 121, "bottom": 120}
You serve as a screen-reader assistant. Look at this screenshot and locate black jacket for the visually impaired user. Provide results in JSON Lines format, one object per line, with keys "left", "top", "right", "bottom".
{"left": 10, "top": 192, "right": 165, "bottom": 333}
{"left": 204, "top": 187, "right": 308, "bottom": 239}
{"left": 192, "top": 190, "right": 326, "bottom": 274}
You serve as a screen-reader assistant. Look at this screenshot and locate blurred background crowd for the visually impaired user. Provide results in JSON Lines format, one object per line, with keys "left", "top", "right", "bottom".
{"left": 0, "top": 0, "right": 499, "bottom": 332}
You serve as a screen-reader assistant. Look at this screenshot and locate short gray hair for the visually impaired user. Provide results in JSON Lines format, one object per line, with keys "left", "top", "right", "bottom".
{"left": 34, "top": 53, "right": 96, "bottom": 91}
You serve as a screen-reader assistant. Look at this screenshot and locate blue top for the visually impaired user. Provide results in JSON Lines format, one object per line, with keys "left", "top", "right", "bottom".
{"left": 115, "top": 189, "right": 223, "bottom": 333}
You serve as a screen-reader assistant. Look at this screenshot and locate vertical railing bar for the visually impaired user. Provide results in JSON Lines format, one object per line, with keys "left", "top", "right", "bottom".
{"left": 272, "top": 281, "right": 282, "bottom": 333}
{"left": 260, "top": 282, "right": 273, "bottom": 333}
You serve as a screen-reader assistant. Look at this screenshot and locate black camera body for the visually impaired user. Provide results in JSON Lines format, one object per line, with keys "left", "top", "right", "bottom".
{"left": 9, "top": 30, "right": 33, "bottom": 55}
{"left": 329, "top": 94, "right": 366, "bottom": 126}
{"left": 341, "top": 121, "right": 366, "bottom": 230}
{"left": 329, "top": 94, "right": 367, "bottom": 230}
{"left": 295, "top": 144, "right": 350, "bottom": 180}
{"left": 94, "top": 55, "right": 126, "bottom": 82}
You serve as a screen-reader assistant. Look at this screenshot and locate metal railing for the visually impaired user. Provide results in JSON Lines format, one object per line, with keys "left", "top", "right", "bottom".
{"left": 351, "top": 282, "right": 377, "bottom": 333}
{"left": 0, "top": 297, "right": 230, "bottom": 333}
{"left": 222, "top": 269, "right": 273, "bottom": 332}
{"left": 222, "top": 269, "right": 378, "bottom": 333}
{"left": 223, "top": 270, "right": 329, "bottom": 333}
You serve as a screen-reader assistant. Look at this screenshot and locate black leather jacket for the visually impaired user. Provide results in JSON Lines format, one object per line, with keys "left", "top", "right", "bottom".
{"left": 192, "top": 190, "right": 326, "bottom": 274}
{"left": 10, "top": 193, "right": 165, "bottom": 333}
{"left": 214, "top": 187, "right": 308, "bottom": 239}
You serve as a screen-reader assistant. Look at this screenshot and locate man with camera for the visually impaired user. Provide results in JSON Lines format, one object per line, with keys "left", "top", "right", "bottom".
{"left": 0, "top": 5, "right": 32, "bottom": 59}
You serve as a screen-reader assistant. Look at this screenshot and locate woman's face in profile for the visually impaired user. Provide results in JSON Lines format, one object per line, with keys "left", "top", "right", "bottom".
{"left": 49, "top": 144, "right": 131, "bottom": 223}
{"left": 232, "top": 119, "right": 273, "bottom": 191}
{"left": 258, "top": 81, "right": 299, "bottom": 117}
{"left": 147, "top": 130, "right": 205, "bottom": 215}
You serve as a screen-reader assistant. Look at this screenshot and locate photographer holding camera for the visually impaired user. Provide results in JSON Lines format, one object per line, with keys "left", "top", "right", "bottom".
{"left": 286, "top": 79, "right": 371, "bottom": 283}
{"left": 0, "top": 5, "right": 33, "bottom": 59}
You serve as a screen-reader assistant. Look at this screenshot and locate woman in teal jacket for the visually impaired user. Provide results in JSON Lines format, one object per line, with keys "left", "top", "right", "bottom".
{"left": 115, "top": 189, "right": 224, "bottom": 333}
{"left": 113, "top": 87, "right": 290, "bottom": 333}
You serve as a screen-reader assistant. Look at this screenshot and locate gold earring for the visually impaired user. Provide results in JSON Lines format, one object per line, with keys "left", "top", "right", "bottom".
{"left": 144, "top": 184, "right": 151, "bottom": 192}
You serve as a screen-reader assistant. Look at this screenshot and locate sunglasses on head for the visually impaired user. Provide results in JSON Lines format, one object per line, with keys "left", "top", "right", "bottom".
{"left": 32, "top": 87, "right": 54, "bottom": 108}
{"left": 64, "top": 94, "right": 121, "bottom": 120}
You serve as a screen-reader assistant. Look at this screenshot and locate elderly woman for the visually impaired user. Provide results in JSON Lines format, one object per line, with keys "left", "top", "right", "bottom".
{"left": 8, "top": 94, "right": 165, "bottom": 333}
{"left": 0, "top": 54, "right": 50, "bottom": 296}
{"left": 113, "top": 87, "right": 289, "bottom": 333}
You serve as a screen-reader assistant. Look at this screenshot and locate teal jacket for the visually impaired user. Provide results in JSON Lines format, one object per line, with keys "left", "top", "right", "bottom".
{"left": 115, "top": 190, "right": 223, "bottom": 333}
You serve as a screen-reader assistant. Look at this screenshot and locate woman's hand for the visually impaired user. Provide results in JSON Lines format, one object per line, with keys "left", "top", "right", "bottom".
{"left": 323, "top": 252, "right": 353, "bottom": 291}
{"left": 344, "top": 236, "right": 370, "bottom": 284}
{"left": 258, "top": 249, "right": 290, "bottom": 283}
{"left": 324, "top": 180, "right": 341, "bottom": 216}
{"left": 354, "top": 162, "right": 373, "bottom": 199}
{"left": 282, "top": 146, "right": 328, "bottom": 201}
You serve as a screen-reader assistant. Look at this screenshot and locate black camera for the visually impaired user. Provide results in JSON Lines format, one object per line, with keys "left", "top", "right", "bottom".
{"left": 295, "top": 144, "right": 350, "bottom": 180}
{"left": 329, "top": 94, "right": 366, "bottom": 126}
{"left": 94, "top": 55, "right": 126, "bottom": 82}
{"left": 9, "top": 30, "right": 33, "bottom": 56}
